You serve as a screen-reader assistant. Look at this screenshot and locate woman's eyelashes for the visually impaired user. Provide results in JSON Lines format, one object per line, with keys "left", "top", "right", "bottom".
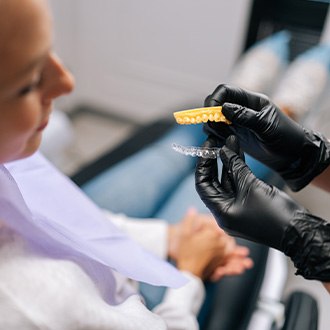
{"left": 17, "top": 75, "right": 43, "bottom": 97}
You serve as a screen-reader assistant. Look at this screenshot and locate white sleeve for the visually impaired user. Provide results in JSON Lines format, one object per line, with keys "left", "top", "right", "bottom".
{"left": 0, "top": 237, "right": 168, "bottom": 330}
{"left": 103, "top": 210, "right": 168, "bottom": 259}
{"left": 103, "top": 211, "right": 205, "bottom": 329}
{"left": 153, "top": 272, "right": 205, "bottom": 330}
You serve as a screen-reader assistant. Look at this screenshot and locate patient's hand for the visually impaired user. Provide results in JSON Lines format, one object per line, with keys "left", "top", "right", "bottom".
{"left": 322, "top": 282, "right": 330, "bottom": 294}
{"left": 168, "top": 208, "right": 253, "bottom": 281}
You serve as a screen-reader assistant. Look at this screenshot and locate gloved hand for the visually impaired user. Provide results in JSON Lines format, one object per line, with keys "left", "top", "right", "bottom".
{"left": 195, "top": 135, "right": 330, "bottom": 281}
{"left": 204, "top": 84, "right": 330, "bottom": 191}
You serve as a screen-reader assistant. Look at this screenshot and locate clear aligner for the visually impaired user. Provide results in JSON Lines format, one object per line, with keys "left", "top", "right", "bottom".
{"left": 172, "top": 143, "right": 220, "bottom": 159}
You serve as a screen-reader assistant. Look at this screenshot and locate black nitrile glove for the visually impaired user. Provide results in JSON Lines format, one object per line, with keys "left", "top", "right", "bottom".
{"left": 204, "top": 84, "right": 330, "bottom": 191}
{"left": 195, "top": 135, "right": 330, "bottom": 281}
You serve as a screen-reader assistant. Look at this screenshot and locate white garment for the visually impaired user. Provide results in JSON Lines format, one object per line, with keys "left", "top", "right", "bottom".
{"left": 0, "top": 213, "right": 205, "bottom": 330}
{"left": 107, "top": 211, "right": 205, "bottom": 329}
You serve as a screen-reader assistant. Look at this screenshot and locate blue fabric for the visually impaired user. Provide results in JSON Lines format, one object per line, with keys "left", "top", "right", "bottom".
{"left": 253, "top": 30, "right": 291, "bottom": 63}
{"left": 82, "top": 124, "right": 206, "bottom": 218}
{"left": 82, "top": 123, "right": 274, "bottom": 219}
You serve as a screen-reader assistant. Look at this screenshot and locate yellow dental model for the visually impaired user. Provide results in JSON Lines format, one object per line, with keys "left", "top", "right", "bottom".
{"left": 173, "top": 106, "right": 231, "bottom": 125}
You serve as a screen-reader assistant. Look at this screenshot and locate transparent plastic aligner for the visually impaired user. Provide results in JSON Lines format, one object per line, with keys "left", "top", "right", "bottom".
{"left": 172, "top": 143, "right": 220, "bottom": 159}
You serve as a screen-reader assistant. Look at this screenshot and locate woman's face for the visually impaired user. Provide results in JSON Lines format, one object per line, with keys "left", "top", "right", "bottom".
{"left": 0, "top": 0, "right": 74, "bottom": 163}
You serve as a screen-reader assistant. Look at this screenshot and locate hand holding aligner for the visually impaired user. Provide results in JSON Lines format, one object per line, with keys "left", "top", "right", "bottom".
{"left": 195, "top": 134, "right": 330, "bottom": 282}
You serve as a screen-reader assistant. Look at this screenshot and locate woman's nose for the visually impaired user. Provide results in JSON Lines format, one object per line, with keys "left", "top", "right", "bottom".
{"left": 42, "top": 53, "right": 75, "bottom": 103}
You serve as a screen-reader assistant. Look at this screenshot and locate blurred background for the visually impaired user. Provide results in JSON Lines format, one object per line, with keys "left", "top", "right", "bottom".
{"left": 43, "top": 0, "right": 330, "bottom": 329}
{"left": 45, "top": 0, "right": 252, "bottom": 174}
{"left": 45, "top": 0, "right": 330, "bottom": 172}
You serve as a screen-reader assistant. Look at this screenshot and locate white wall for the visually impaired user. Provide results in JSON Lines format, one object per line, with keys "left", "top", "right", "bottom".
{"left": 49, "top": 0, "right": 252, "bottom": 123}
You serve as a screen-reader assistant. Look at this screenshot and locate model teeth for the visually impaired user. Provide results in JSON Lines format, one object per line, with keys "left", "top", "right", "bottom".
{"left": 173, "top": 106, "right": 231, "bottom": 125}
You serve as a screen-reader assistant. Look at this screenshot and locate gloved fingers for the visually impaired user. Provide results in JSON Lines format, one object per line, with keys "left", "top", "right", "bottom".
{"left": 195, "top": 136, "right": 219, "bottom": 182}
{"left": 204, "top": 84, "right": 265, "bottom": 108}
{"left": 220, "top": 158, "right": 233, "bottom": 193}
{"left": 204, "top": 84, "right": 238, "bottom": 107}
{"left": 203, "top": 121, "right": 234, "bottom": 141}
{"left": 220, "top": 144, "right": 256, "bottom": 194}
{"left": 224, "top": 135, "right": 245, "bottom": 161}
{"left": 220, "top": 135, "right": 243, "bottom": 192}
{"left": 222, "top": 103, "right": 259, "bottom": 130}
{"left": 195, "top": 137, "right": 232, "bottom": 206}
{"left": 195, "top": 156, "right": 222, "bottom": 198}
{"left": 204, "top": 94, "right": 215, "bottom": 107}
{"left": 200, "top": 134, "right": 220, "bottom": 149}
{"left": 195, "top": 136, "right": 220, "bottom": 188}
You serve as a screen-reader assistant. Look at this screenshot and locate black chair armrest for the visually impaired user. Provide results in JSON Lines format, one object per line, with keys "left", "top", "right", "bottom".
{"left": 282, "top": 291, "right": 318, "bottom": 330}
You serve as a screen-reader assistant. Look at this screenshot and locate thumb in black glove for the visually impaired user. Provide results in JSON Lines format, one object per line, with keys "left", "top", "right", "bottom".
{"left": 195, "top": 135, "right": 330, "bottom": 281}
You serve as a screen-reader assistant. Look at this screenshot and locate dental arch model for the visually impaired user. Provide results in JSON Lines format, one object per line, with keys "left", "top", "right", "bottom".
{"left": 172, "top": 106, "right": 230, "bottom": 158}
{"left": 173, "top": 106, "right": 231, "bottom": 125}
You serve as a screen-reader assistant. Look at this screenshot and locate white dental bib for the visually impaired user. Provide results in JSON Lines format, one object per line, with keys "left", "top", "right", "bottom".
{"left": 0, "top": 152, "right": 186, "bottom": 304}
